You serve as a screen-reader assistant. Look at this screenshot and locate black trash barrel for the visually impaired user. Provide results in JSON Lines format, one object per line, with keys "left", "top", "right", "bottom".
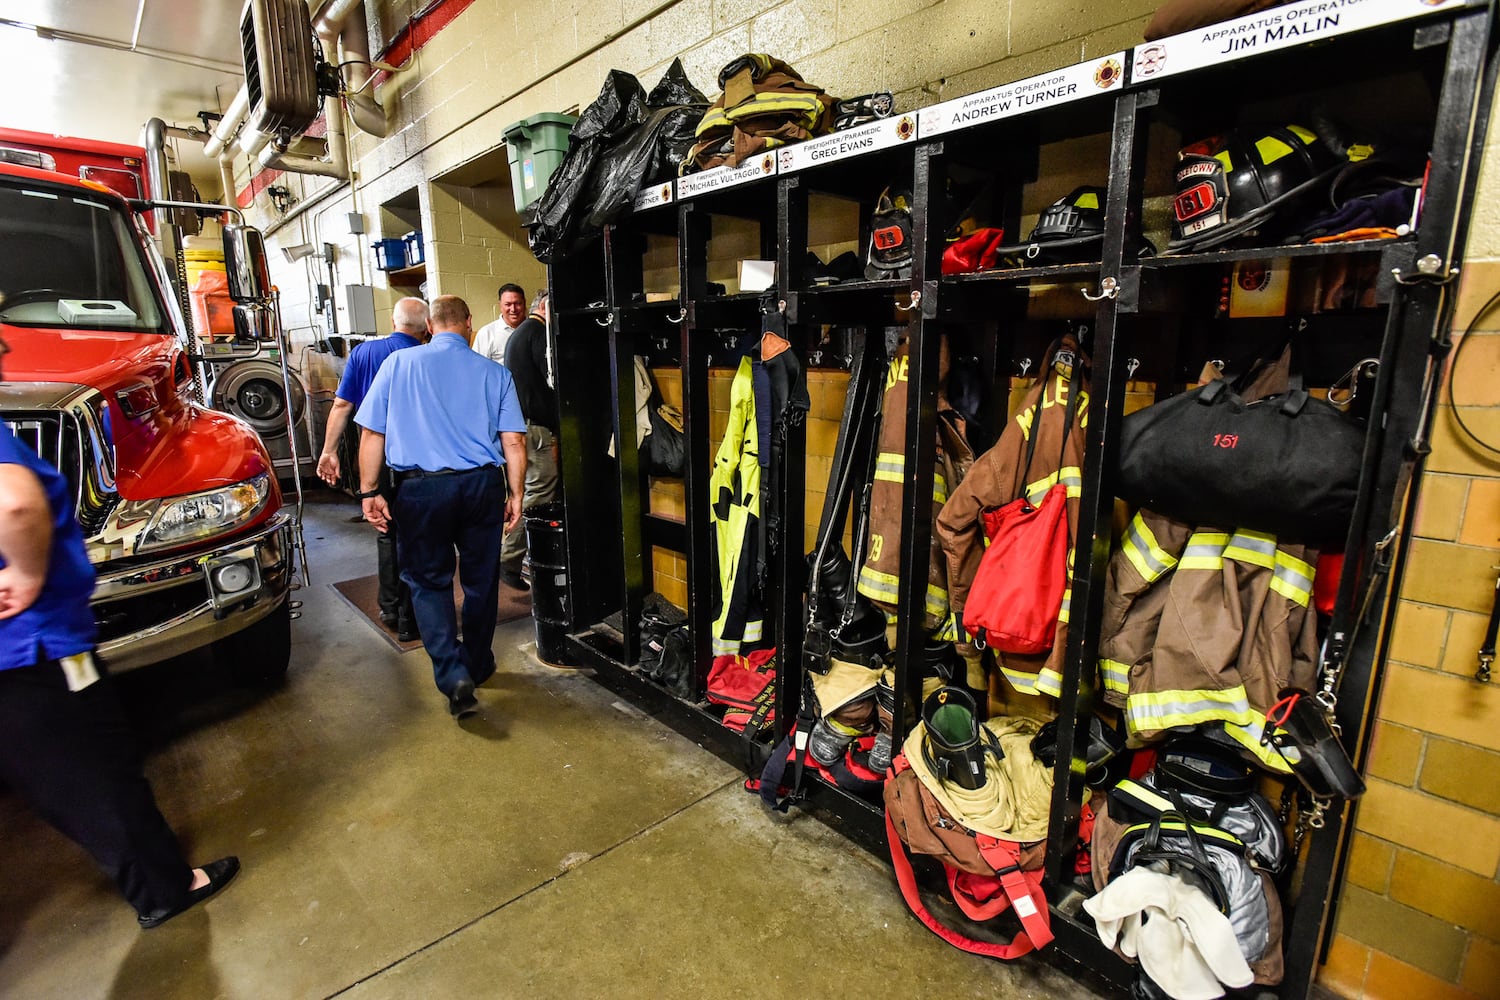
{"left": 524, "top": 501, "right": 574, "bottom": 664}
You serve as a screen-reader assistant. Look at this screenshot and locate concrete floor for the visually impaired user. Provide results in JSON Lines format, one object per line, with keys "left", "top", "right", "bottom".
{"left": 0, "top": 488, "right": 1102, "bottom": 999}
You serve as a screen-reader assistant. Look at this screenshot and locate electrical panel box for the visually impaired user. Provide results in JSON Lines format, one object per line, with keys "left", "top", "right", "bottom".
{"left": 342, "top": 284, "right": 377, "bottom": 336}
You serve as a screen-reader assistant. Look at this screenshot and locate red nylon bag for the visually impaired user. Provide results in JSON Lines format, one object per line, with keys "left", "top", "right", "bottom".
{"left": 963, "top": 482, "right": 1070, "bottom": 654}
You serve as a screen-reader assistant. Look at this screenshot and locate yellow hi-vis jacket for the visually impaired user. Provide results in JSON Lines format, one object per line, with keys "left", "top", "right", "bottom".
{"left": 1097, "top": 509, "right": 1320, "bottom": 771}
{"left": 709, "top": 357, "right": 765, "bottom": 656}
{"left": 935, "top": 337, "right": 1089, "bottom": 698}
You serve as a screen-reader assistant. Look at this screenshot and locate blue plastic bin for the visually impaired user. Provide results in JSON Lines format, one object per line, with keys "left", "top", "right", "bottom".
{"left": 402, "top": 231, "right": 424, "bottom": 266}
{"left": 371, "top": 238, "right": 406, "bottom": 271}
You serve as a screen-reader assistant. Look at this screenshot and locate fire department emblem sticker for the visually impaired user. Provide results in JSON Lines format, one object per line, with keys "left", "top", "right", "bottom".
{"left": 1135, "top": 44, "right": 1167, "bottom": 79}
{"left": 1094, "top": 58, "right": 1122, "bottom": 88}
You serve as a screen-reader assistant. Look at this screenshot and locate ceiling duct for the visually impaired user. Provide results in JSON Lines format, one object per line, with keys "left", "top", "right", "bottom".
{"left": 240, "top": 0, "right": 320, "bottom": 139}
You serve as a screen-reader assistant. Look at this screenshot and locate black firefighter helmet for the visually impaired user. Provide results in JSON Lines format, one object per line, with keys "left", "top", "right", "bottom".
{"left": 1170, "top": 124, "right": 1341, "bottom": 251}
{"left": 993, "top": 186, "right": 1109, "bottom": 263}
{"left": 865, "top": 186, "right": 914, "bottom": 281}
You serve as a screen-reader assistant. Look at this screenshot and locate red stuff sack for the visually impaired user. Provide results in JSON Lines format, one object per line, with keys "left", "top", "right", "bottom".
{"left": 963, "top": 482, "right": 1071, "bottom": 654}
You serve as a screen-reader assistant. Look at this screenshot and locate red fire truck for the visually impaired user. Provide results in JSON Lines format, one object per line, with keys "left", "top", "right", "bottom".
{"left": 0, "top": 133, "right": 301, "bottom": 683}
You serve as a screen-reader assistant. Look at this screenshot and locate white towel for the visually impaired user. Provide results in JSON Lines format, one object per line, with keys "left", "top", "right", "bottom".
{"left": 1083, "top": 866, "right": 1254, "bottom": 1000}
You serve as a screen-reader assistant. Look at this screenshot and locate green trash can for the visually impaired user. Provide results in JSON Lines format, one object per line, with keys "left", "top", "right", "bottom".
{"left": 503, "top": 113, "right": 577, "bottom": 214}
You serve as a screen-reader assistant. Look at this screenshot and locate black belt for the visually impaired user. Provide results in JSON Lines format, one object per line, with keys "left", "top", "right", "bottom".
{"left": 395, "top": 464, "right": 500, "bottom": 482}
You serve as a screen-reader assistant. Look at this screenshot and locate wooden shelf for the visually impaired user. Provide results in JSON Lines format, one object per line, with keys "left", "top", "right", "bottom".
{"left": 384, "top": 262, "right": 426, "bottom": 287}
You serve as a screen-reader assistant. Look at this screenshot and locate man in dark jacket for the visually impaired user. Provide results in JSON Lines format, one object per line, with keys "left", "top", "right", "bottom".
{"left": 500, "top": 290, "right": 561, "bottom": 590}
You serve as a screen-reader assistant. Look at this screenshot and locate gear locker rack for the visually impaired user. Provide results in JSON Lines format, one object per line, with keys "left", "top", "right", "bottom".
{"left": 544, "top": 1, "right": 1496, "bottom": 994}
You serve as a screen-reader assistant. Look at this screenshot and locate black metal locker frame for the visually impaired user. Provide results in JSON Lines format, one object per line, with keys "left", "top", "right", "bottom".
{"left": 544, "top": 5, "right": 1496, "bottom": 994}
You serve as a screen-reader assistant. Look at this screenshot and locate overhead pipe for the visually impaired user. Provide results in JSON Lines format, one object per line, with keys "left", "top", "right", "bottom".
{"left": 313, "top": 0, "right": 393, "bottom": 139}
{"left": 203, "top": 87, "right": 250, "bottom": 159}
{"left": 258, "top": 96, "right": 349, "bottom": 179}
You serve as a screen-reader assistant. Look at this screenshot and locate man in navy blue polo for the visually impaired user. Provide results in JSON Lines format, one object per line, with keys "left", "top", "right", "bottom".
{"left": 354, "top": 295, "right": 527, "bottom": 720}
{"left": 317, "top": 297, "right": 429, "bottom": 640}
{"left": 0, "top": 419, "right": 238, "bottom": 927}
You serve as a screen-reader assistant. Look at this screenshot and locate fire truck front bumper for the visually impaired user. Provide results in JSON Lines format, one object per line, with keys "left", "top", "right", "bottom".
{"left": 92, "top": 512, "right": 294, "bottom": 672}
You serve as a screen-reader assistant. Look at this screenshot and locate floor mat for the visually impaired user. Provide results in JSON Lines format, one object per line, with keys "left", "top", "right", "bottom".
{"left": 331, "top": 573, "right": 534, "bottom": 652}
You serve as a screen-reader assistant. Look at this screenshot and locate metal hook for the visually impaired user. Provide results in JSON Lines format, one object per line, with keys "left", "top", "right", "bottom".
{"left": 1016, "top": 357, "right": 1033, "bottom": 378}
{"left": 594, "top": 311, "right": 614, "bottom": 327}
{"left": 1327, "top": 357, "right": 1379, "bottom": 408}
{"left": 778, "top": 299, "right": 787, "bottom": 315}
{"left": 1392, "top": 254, "right": 1460, "bottom": 286}
{"left": 809, "top": 350, "right": 824, "bottom": 366}
{"left": 896, "top": 289, "right": 923, "bottom": 312}
{"left": 1126, "top": 357, "right": 1140, "bottom": 379}
{"left": 665, "top": 308, "right": 687, "bottom": 324}
{"left": 1081, "top": 276, "right": 1118, "bottom": 302}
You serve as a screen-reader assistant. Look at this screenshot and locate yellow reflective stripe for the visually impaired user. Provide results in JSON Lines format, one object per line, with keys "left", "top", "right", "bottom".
{"left": 934, "top": 470, "right": 949, "bottom": 506}
{"left": 1224, "top": 720, "right": 1296, "bottom": 773}
{"left": 1000, "top": 663, "right": 1043, "bottom": 696}
{"left": 1058, "top": 587, "right": 1072, "bottom": 625}
{"left": 1125, "top": 683, "right": 1256, "bottom": 734}
{"left": 724, "top": 94, "right": 825, "bottom": 126}
{"left": 933, "top": 613, "right": 962, "bottom": 642}
{"left": 1178, "top": 531, "right": 1230, "bottom": 571}
{"left": 1113, "top": 779, "right": 1173, "bottom": 814}
{"left": 1099, "top": 658, "right": 1132, "bottom": 695}
{"left": 1035, "top": 668, "right": 1063, "bottom": 698}
{"left": 1270, "top": 552, "right": 1315, "bottom": 607}
{"left": 1122, "top": 513, "right": 1178, "bottom": 582}
{"left": 874, "top": 453, "right": 903, "bottom": 483}
{"left": 695, "top": 108, "right": 732, "bottom": 136}
{"left": 1122, "top": 821, "right": 1245, "bottom": 849}
{"left": 1023, "top": 467, "right": 1083, "bottom": 504}
{"left": 1223, "top": 530, "right": 1277, "bottom": 569}
{"left": 856, "top": 565, "right": 900, "bottom": 603}
{"left": 925, "top": 583, "right": 950, "bottom": 621}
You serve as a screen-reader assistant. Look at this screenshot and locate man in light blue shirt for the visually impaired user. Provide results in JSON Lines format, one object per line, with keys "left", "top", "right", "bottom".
{"left": 355, "top": 295, "right": 527, "bottom": 720}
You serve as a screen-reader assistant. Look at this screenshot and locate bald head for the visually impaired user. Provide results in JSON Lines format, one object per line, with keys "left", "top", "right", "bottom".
{"left": 392, "top": 297, "right": 429, "bottom": 336}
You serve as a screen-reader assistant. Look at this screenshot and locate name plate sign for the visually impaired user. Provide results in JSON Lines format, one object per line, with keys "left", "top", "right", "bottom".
{"left": 676, "top": 152, "right": 778, "bottom": 199}
{"left": 918, "top": 54, "right": 1126, "bottom": 139}
{"left": 1131, "top": 0, "right": 1468, "bottom": 82}
{"left": 777, "top": 114, "right": 918, "bottom": 173}
{"left": 633, "top": 182, "right": 675, "bottom": 213}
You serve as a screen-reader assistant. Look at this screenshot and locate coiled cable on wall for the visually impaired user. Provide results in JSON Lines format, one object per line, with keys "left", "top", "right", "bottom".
{"left": 1445, "top": 286, "right": 1500, "bottom": 455}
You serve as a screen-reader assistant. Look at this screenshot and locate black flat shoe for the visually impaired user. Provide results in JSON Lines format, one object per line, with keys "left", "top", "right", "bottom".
{"left": 138, "top": 856, "right": 240, "bottom": 929}
{"left": 449, "top": 679, "right": 478, "bottom": 719}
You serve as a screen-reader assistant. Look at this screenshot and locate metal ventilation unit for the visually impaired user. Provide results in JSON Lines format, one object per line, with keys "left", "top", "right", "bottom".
{"left": 240, "top": 0, "right": 320, "bottom": 138}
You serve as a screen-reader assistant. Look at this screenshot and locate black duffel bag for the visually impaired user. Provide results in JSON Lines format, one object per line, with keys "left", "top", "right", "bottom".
{"left": 1116, "top": 375, "right": 1365, "bottom": 542}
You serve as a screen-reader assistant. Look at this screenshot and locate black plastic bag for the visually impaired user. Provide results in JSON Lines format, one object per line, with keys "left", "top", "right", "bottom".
{"left": 641, "top": 402, "right": 686, "bottom": 477}
{"left": 588, "top": 60, "right": 708, "bottom": 230}
{"left": 527, "top": 70, "right": 648, "bottom": 263}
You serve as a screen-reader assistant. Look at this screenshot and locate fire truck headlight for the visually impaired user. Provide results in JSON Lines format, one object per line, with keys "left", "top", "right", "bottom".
{"left": 138, "top": 473, "right": 272, "bottom": 551}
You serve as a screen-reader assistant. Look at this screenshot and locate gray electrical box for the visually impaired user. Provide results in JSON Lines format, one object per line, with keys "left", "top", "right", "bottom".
{"left": 342, "top": 284, "right": 377, "bottom": 335}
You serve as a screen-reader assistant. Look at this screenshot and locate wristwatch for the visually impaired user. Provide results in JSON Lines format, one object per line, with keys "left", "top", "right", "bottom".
{"left": 356, "top": 488, "right": 382, "bottom": 500}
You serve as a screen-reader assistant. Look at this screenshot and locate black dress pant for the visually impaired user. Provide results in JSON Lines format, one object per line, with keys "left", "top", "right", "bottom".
{"left": 0, "top": 658, "right": 192, "bottom": 916}
{"left": 376, "top": 467, "right": 414, "bottom": 625}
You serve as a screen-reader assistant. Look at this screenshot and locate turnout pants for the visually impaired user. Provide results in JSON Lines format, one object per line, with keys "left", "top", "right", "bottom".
{"left": 0, "top": 658, "right": 193, "bottom": 917}
{"left": 394, "top": 465, "right": 507, "bottom": 696}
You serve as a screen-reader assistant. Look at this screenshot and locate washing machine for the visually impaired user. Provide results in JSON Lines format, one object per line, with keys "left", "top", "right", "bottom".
{"left": 207, "top": 355, "right": 315, "bottom": 480}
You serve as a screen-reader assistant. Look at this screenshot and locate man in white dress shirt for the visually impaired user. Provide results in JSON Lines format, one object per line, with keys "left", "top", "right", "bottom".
{"left": 470, "top": 283, "right": 526, "bottom": 364}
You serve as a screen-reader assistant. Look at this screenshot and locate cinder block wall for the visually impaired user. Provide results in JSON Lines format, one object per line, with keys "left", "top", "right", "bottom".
{"left": 233, "top": 2, "right": 1500, "bottom": 997}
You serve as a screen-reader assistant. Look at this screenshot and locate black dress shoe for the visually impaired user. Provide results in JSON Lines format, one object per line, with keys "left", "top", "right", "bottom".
{"left": 499, "top": 571, "right": 530, "bottom": 592}
{"left": 138, "top": 856, "right": 240, "bottom": 929}
{"left": 379, "top": 611, "right": 399, "bottom": 628}
{"left": 397, "top": 621, "right": 420, "bottom": 643}
{"left": 449, "top": 679, "right": 478, "bottom": 719}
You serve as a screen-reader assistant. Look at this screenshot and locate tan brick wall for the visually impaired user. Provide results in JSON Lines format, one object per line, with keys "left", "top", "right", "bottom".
{"left": 237, "top": 2, "right": 1500, "bottom": 994}
{"left": 1324, "top": 262, "right": 1500, "bottom": 1000}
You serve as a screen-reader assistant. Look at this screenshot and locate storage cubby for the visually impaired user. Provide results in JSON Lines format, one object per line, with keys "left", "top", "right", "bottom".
{"left": 543, "top": 4, "right": 1495, "bottom": 994}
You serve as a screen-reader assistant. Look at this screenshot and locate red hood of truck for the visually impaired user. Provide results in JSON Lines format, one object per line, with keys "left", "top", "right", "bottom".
{"left": 2, "top": 323, "right": 275, "bottom": 500}
{"left": 1, "top": 323, "right": 178, "bottom": 385}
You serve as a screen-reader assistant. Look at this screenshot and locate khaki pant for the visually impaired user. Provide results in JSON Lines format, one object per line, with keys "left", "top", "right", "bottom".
{"left": 500, "top": 423, "right": 561, "bottom": 577}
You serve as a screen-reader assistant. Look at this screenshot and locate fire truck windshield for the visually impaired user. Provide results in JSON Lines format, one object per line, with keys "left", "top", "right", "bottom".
{"left": 0, "top": 177, "right": 166, "bottom": 332}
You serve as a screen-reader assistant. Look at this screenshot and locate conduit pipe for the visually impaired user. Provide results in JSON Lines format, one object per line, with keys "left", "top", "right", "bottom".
{"left": 203, "top": 87, "right": 249, "bottom": 159}
{"left": 258, "top": 96, "right": 349, "bottom": 179}
{"left": 314, "top": 0, "right": 393, "bottom": 139}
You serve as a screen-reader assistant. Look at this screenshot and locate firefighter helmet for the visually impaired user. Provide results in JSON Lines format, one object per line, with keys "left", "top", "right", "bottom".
{"left": 1170, "top": 124, "right": 1340, "bottom": 251}
{"left": 993, "top": 186, "right": 1109, "bottom": 263}
{"left": 865, "top": 187, "right": 914, "bottom": 281}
